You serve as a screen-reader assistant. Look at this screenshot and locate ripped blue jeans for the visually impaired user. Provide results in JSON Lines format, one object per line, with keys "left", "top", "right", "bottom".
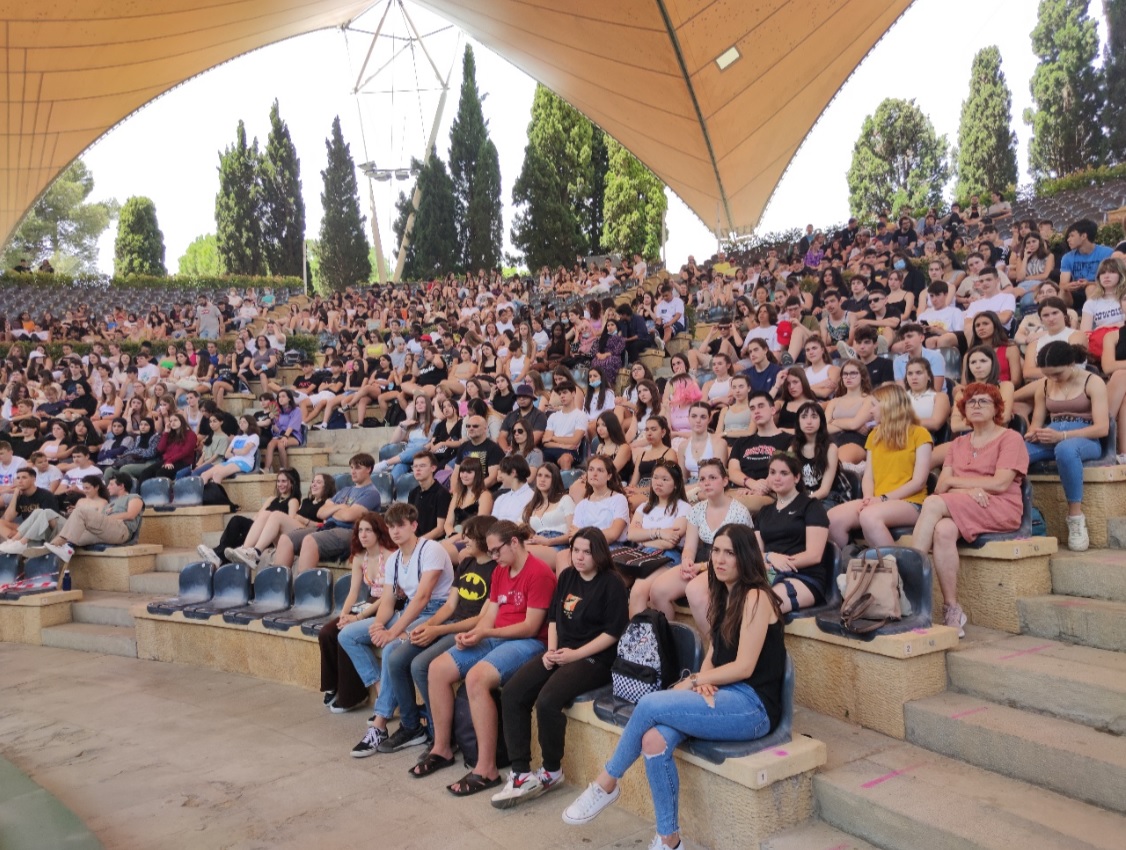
{"left": 604, "top": 683, "right": 770, "bottom": 836}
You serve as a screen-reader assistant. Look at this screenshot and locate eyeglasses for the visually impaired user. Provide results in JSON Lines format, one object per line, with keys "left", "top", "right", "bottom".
{"left": 487, "top": 541, "right": 511, "bottom": 558}
{"left": 965, "top": 397, "right": 994, "bottom": 407}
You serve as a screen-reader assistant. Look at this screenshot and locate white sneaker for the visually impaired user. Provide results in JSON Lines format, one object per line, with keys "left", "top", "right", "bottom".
{"left": 648, "top": 835, "right": 685, "bottom": 850}
{"left": 1066, "top": 515, "right": 1089, "bottom": 552}
{"left": 0, "top": 538, "right": 27, "bottom": 555}
{"left": 1116, "top": 453, "right": 1126, "bottom": 466}
{"left": 536, "top": 766, "right": 565, "bottom": 795}
{"left": 562, "top": 781, "right": 619, "bottom": 825}
{"left": 836, "top": 341, "right": 858, "bottom": 361}
{"left": 372, "top": 460, "right": 389, "bottom": 473}
{"left": 491, "top": 771, "right": 544, "bottom": 809}
{"left": 44, "top": 541, "right": 74, "bottom": 564}
{"left": 196, "top": 544, "right": 221, "bottom": 569}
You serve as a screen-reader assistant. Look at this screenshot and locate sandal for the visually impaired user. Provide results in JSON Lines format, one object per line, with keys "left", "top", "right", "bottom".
{"left": 409, "top": 751, "right": 457, "bottom": 778}
{"left": 447, "top": 771, "right": 502, "bottom": 796}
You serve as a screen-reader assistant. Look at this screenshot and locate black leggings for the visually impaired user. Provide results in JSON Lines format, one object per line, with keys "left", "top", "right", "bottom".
{"left": 501, "top": 653, "right": 613, "bottom": 774}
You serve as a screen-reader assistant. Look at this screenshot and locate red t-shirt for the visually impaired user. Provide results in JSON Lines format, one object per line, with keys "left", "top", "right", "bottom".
{"left": 490, "top": 553, "right": 557, "bottom": 644}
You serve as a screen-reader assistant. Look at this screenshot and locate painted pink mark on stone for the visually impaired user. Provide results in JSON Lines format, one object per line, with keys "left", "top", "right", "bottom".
{"left": 950, "top": 706, "right": 990, "bottom": 720}
{"left": 998, "top": 643, "right": 1052, "bottom": 661}
{"left": 861, "top": 763, "right": 925, "bottom": 789}
{"left": 773, "top": 749, "right": 789, "bottom": 757}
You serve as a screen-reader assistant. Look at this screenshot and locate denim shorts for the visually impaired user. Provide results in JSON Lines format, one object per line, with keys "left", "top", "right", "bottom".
{"left": 446, "top": 636, "right": 545, "bottom": 681}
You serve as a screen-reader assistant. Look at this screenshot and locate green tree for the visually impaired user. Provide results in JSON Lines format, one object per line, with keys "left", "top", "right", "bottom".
{"left": 955, "top": 46, "right": 1018, "bottom": 199}
{"left": 465, "top": 139, "right": 503, "bottom": 272}
{"left": 2, "top": 159, "right": 116, "bottom": 273}
{"left": 583, "top": 127, "right": 609, "bottom": 255}
{"left": 1103, "top": 0, "right": 1126, "bottom": 163}
{"left": 511, "top": 84, "right": 592, "bottom": 268}
{"left": 601, "top": 137, "right": 667, "bottom": 261}
{"left": 448, "top": 45, "right": 496, "bottom": 270}
{"left": 317, "top": 116, "right": 371, "bottom": 290}
{"left": 113, "top": 196, "right": 166, "bottom": 276}
{"left": 178, "top": 234, "right": 222, "bottom": 276}
{"left": 393, "top": 155, "right": 458, "bottom": 280}
{"left": 846, "top": 98, "right": 949, "bottom": 217}
{"left": 1024, "top": 0, "right": 1103, "bottom": 181}
{"left": 215, "top": 120, "right": 264, "bottom": 275}
{"left": 260, "top": 100, "right": 306, "bottom": 276}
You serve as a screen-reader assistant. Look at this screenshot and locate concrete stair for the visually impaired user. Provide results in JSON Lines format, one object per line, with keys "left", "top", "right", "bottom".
{"left": 814, "top": 741, "right": 1125, "bottom": 850}
{"left": 1050, "top": 550, "right": 1126, "bottom": 602}
{"left": 128, "top": 571, "right": 180, "bottom": 595}
{"left": 947, "top": 634, "right": 1126, "bottom": 734}
{"left": 72, "top": 591, "right": 155, "bottom": 628}
{"left": 904, "top": 691, "right": 1126, "bottom": 814}
{"left": 759, "top": 821, "right": 880, "bottom": 849}
{"left": 40, "top": 622, "right": 137, "bottom": 658}
{"left": 1018, "top": 595, "right": 1126, "bottom": 652}
{"left": 155, "top": 547, "right": 198, "bottom": 573}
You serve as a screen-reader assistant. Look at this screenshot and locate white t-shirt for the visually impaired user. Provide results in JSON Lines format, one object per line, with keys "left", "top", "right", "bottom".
{"left": 572, "top": 493, "right": 630, "bottom": 542}
{"left": 655, "top": 296, "right": 685, "bottom": 325}
{"left": 966, "top": 291, "right": 1016, "bottom": 321}
{"left": 528, "top": 495, "right": 575, "bottom": 534}
{"left": 1082, "top": 296, "right": 1124, "bottom": 330}
{"left": 388, "top": 538, "right": 454, "bottom": 601}
{"left": 35, "top": 465, "right": 63, "bottom": 491}
{"left": 63, "top": 464, "right": 103, "bottom": 486}
{"left": 0, "top": 456, "right": 27, "bottom": 490}
{"left": 137, "top": 363, "right": 159, "bottom": 384}
{"left": 918, "top": 305, "right": 964, "bottom": 334}
{"left": 546, "top": 408, "right": 590, "bottom": 438}
{"left": 493, "top": 483, "right": 535, "bottom": 524}
{"left": 584, "top": 389, "right": 617, "bottom": 419}
{"left": 634, "top": 500, "right": 691, "bottom": 531}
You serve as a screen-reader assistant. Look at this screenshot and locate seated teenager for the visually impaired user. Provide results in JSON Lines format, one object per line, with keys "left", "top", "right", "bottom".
{"left": 524, "top": 462, "right": 576, "bottom": 557}
{"left": 562, "top": 523, "right": 785, "bottom": 850}
{"left": 824, "top": 359, "right": 876, "bottom": 466}
{"left": 441, "top": 456, "right": 494, "bottom": 561}
{"left": 2, "top": 473, "right": 106, "bottom": 552}
{"left": 624, "top": 460, "right": 690, "bottom": 565}
{"left": 827, "top": 384, "right": 933, "bottom": 549}
{"left": 198, "top": 417, "right": 259, "bottom": 484}
{"left": 406, "top": 451, "right": 453, "bottom": 542}
{"left": 491, "top": 455, "right": 535, "bottom": 523}
{"left": 676, "top": 402, "right": 728, "bottom": 502}
{"left": 1101, "top": 285, "right": 1126, "bottom": 463}
{"left": 348, "top": 502, "right": 454, "bottom": 755}
{"left": 727, "top": 391, "right": 790, "bottom": 513}
{"left": 791, "top": 402, "right": 850, "bottom": 509}
{"left": 41, "top": 471, "right": 143, "bottom": 563}
{"left": 492, "top": 527, "right": 629, "bottom": 809}
{"left": 541, "top": 380, "right": 589, "bottom": 470}
{"left": 627, "top": 415, "right": 678, "bottom": 512}
{"left": 903, "top": 356, "right": 951, "bottom": 440}
{"left": 421, "top": 521, "right": 556, "bottom": 796}
{"left": 319, "top": 513, "right": 395, "bottom": 713}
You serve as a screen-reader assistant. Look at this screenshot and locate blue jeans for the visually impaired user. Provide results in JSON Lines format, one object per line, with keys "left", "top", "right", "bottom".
{"left": 354, "top": 599, "right": 446, "bottom": 723}
{"left": 1025, "top": 419, "right": 1101, "bottom": 504}
{"left": 385, "top": 632, "right": 459, "bottom": 732}
{"left": 176, "top": 463, "right": 212, "bottom": 479}
{"left": 605, "top": 684, "right": 771, "bottom": 836}
{"left": 338, "top": 611, "right": 401, "bottom": 689}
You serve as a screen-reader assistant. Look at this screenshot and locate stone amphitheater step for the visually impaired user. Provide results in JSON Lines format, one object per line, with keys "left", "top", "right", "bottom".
{"left": 759, "top": 821, "right": 880, "bottom": 850}
{"left": 1018, "top": 595, "right": 1126, "bottom": 652}
{"left": 305, "top": 427, "right": 394, "bottom": 454}
{"left": 128, "top": 571, "right": 180, "bottom": 595}
{"left": 815, "top": 741, "right": 1125, "bottom": 850}
{"left": 947, "top": 633, "right": 1126, "bottom": 734}
{"left": 155, "top": 548, "right": 198, "bottom": 573}
{"left": 904, "top": 691, "right": 1126, "bottom": 814}
{"left": 201, "top": 530, "right": 222, "bottom": 548}
{"left": 40, "top": 622, "right": 137, "bottom": 658}
{"left": 315, "top": 465, "right": 351, "bottom": 479}
{"left": 72, "top": 591, "right": 157, "bottom": 628}
{"left": 1050, "top": 550, "right": 1126, "bottom": 602}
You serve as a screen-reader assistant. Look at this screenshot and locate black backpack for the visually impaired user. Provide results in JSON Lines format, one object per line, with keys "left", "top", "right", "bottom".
{"left": 610, "top": 609, "right": 679, "bottom": 703}
{"left": 452, "top": 685, "right": 509, "bottom": 770}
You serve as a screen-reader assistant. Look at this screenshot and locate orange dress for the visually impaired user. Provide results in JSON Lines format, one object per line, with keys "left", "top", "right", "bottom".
{"left": 940, "top": 429, "right": 1028, "bottom": 542}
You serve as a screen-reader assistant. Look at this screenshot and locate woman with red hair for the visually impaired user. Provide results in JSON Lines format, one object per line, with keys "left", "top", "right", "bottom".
{"left": 911, "top": 383, "right": 1029, "bottom": 637}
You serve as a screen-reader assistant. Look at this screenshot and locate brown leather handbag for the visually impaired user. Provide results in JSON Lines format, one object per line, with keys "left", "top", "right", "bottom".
{"left": 840, "top": 552, "right": 902, "bottom": 634}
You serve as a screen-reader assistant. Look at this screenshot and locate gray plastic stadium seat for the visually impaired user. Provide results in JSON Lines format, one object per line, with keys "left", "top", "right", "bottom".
{"left": 969, "top": 477, "right": 1033, "bottom": 548}
{"left": 334, "top": 473, "right": 353, "bottom": 492}
{"left": 182, "top": 563, "right": 251, "bottom": 619}
{"left": 593, "top": 621, "right": 702, "bottom": 727}
{"left": 0, "top": 553, "right": 20, "bottom": 586}
{"left": 147, "top": 561, "right": 214, "bottom": 615}
{"left": 393, "top": 473, "right": 418, "bottom": 502}
{"left": 301, "top": 574, "right": 366, "bottom": 635}
{"left": 378, "top": 441, "right": 406, "bottom": 462}
{"left": 559, "top": 469, "right": 584, "bottom": 490}
{"left": 139, "top": 477, "right": 172, "bottom": 508}
{"left": 223, "top": 566, "right": 293, "bottom": 624}
{"left": 1, "top": 553, "right": 62, "bottom": 599}
{"left": 372, "top": 471, "right": 394, "bottom": 508}
{"left": 682, "top": 654, "right": 795, "bottom": 764}
{"left": 786, "top": 542, "right": 842, "bottom": 621}
{"left": 172, "top": 476, "right": 204, "bottom": 506}
{"left": 814, "top": 546, "right": 934, "bottom": 639}
{"left": 263, "top": 569, "right": 333, "bottom": 630}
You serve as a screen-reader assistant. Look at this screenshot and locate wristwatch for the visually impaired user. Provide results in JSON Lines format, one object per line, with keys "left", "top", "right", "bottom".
{"left": 690, "top": 673, "right": 699, "bottom": 686}
{"left": 880, "top": 495, "right": 888, "bottom": 502}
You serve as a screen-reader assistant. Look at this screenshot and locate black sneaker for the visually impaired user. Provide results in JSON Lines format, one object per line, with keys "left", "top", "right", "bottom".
{"left": 350, "top": 726, "right": 387, "bottom": 758}
{"left": 377, "top": 723, "right": 427, "bottom": 754}
{"left": 323, "top": 691, "right": 337, "bottom": 707}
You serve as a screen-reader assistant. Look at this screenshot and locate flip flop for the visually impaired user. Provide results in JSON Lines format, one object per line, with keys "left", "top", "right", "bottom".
{"left": 409, "top": 751, "right": 457, "bottom": 778}
{"left": 447, "top": 771, "right": 502, "bottom": 796}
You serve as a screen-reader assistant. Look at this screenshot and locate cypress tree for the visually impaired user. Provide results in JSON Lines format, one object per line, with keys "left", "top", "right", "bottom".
{"left": 1103, "top": 0, "right": 1126, "bottom": 164}
{"left": 583, "top": 127, "right": 609, "bottom": 255}
{"left": 215, "top": 120, "right": 264, "bottom": 275}
{"left": 1024, "top": 0, "right": 1104, "bottom": 180}
{"left": 955, "top": 46, "right": 1018, "bottom": 199}
{"left": 317, "top": 116, "right": 371, "bottom": 290}
{"left": 465, "top": 138, "right": 503, "bottom": 272}
{"left": 448, "top": 45, "right": 489, "bottom": 270}
{"left": 407, "top": 153, "right": 459, "bottom": 280}
{"left": 511, "top": 84, "right": 592, "bottom": 269}
{"left": 114, "top": 196, "right": 166, "bottom": 277}
{"left": 601, "top": 137, "right": 667, "bottom": 261}
{"left": 261, "top": 100, "right": 306, "bottom": 276}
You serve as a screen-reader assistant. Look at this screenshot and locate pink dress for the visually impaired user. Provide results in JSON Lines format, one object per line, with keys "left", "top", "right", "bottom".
{"left": 940, "top": 429, "right": 1028, "bottom": 542}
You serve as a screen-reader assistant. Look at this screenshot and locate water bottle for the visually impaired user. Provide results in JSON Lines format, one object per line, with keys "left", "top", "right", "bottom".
{"left": 62, "top": 569, "right": 72, "bottom": 591}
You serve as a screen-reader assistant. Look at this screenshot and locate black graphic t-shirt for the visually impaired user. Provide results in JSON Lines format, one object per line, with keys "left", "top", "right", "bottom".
{"left": 450, "top": 556, "right": 497, "bottom": 622}
{"left": 549, "top": 567, "right": 629, "bottom": 664}
{"left": 732, "top": 432, "right": 791, "bottom": 481}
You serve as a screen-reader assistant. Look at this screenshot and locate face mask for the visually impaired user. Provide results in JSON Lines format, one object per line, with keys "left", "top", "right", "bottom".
{"left": 894, "top": 259, "right": 906, "bottom": 270}
{"left": 589, "top": 378, "right": 601, "bottom": 388}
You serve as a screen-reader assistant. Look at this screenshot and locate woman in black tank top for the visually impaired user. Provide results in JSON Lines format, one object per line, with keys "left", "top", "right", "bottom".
{"left": 562, "top": 524, "right": 785, "bottom": 848}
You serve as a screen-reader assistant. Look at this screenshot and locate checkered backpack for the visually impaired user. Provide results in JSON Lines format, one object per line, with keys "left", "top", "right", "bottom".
{"left": 610, "top": 609, "right": 679, "bottom": 703}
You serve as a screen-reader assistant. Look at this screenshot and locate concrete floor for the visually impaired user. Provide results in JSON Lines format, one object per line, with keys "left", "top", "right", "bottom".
{"left": 0, "top": 643, "right": 654, "bottom": 850}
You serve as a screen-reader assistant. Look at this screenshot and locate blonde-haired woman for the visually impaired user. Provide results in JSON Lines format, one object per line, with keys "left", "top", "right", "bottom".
{"left": 826, "top": 383, "right": 933, "bottom": 548}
